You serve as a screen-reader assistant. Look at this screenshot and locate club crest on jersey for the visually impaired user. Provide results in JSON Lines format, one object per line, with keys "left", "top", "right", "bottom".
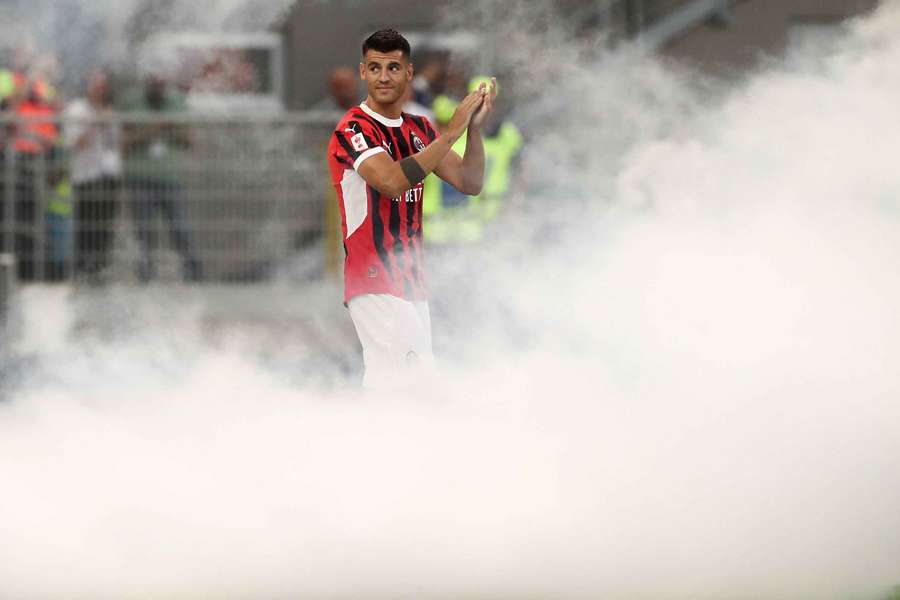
{"left": 411, "top": 134, "right": 426, "bottom": 152}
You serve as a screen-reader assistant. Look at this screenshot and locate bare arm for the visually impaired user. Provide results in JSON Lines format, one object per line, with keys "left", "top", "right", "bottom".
{"left": 433, "top": 127, "right": 484, "bottom": 196}
{"left": 357, "top": 89, "right": 486, "bottom": 198}
{"left": 434, "top": 78, "right": 497, "bottom": 196}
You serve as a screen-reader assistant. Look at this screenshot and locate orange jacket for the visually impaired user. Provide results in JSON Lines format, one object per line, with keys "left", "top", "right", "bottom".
{"left": 14, "top": 99, "right": 58, "bottom": 154}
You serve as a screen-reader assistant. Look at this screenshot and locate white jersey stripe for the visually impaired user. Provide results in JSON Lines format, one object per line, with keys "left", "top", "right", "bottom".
{"left": 353, "top": 146, "right": 386, "bottom": 171}
{"left": 341, "top": 169, "right": 369, "bottom": 238}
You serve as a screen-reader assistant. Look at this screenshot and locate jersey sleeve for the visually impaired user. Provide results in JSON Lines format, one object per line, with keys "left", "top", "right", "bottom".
{"left": 422, "top": 116, "right": 439, "bottom": 142}
{"left": 332, "top": 118, "right": 385, "bottom": 171}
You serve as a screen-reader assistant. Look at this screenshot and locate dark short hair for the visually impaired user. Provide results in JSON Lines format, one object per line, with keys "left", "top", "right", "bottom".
{"left": 362, "top": 29, "right": 411, "bottom": 58}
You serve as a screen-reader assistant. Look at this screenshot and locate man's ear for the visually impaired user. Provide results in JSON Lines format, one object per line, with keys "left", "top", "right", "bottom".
{"left": 359, "top": 62, "right": 366, "bottom": 80}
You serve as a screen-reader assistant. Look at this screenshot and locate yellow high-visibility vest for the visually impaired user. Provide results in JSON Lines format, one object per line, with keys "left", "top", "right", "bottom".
{"left": 423, "top": 121, "right": 523, "bottom": 245}
{"left": 47, "top": 180, "right": 73, "bottom": 218}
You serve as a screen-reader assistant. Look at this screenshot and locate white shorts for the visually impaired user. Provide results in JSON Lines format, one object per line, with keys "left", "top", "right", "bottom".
{"left": 347, "top": 293, "right": 434, "bottom": 390}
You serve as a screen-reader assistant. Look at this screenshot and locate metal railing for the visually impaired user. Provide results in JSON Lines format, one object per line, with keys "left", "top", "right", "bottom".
{"left": 0, "top": 112, "right": 340, "bottom": 284}
{"left": 571, "top": 0, "right": 732, "bottom": 45}
{"left": 638, "top": 0, "right": 732, "bottom": 51}
{"left": 0, "top": 252, "right": 13, "bottom": 334}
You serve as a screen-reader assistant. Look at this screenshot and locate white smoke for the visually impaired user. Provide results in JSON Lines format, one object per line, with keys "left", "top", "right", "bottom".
{"left": 2, "top": 1, "right": 900, "bottom": 599}
{"left": 1, "top": 0, "right": 294, "bottom": 89}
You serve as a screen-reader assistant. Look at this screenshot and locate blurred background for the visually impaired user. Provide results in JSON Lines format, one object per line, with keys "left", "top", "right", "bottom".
{"left": 1, "top": 1, "right": 899, "bottom": 598}
{"left": 0, "top": 0, "right": 885, "bottom": 364}
{"left": 0, "top": 0, "right": 881, "bottom": 288}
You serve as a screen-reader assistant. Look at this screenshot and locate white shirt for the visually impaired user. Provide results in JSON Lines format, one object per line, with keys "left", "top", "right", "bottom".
{"left": 64, "top": 99, "right": 122, "bottom": 184}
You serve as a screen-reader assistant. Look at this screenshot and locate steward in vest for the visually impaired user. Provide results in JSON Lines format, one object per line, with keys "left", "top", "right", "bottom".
{"left": 13, "top": 80, "right": 59, "bottom": 155}
{"left": 45, "top": 176, "right": 73, "bottom": 280}
{"left": 0, "top": 69, "right": 26, "bottom": 109}
{"left": 423, "top": 76, "right": 523, "bottom": 245}
{"left": 5, "top": 80, "right": 61, "bottom": 280}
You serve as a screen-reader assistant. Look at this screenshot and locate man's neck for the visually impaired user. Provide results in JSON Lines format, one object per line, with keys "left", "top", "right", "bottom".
{"left": 364, "top": 96, "right": 402, "bottom": 119}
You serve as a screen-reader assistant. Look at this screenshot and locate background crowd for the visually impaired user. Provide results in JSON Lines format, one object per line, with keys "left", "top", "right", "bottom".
{"left": 0, "top": 42, "right": 524, "bottom": 286}
{"left": 0, "top": 41, "right": 205, "bottom": 285}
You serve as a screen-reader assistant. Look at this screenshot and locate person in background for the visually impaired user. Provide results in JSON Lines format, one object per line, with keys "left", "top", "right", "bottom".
{"left": 400, "top": 81, "right": 434, "bottom": 122}
{"left": 24, "top": 52, "right": 69, "bottom": 281}
{"left": 312, "top": 66, "right": 360, "bottom": 112}
{"left": 44, "top": 163, "right": 73, "bottom": 281}
{"left": 122, "top": 73, "right": 201, "bottom": 282}
{"left": 188, "top": 50, "right": 259, "bottom": 95}
{"left": 429, "top": 62, "right": 468, "bottom": 131}
{"left": 13, "top": 78, "right": 58, "bottom": 155}
{"left": 0, "top": 48, "right": 26, "bottom": 275}
{"left": 9, "top": 78, "right": 60, "bottom": 280}
{"left": 64, "top": 70, "right": 122, "bottom": 283}
{"left": 0, "top": 69, "right": 22, "bottom": 111}
{"left": 422, "top": 76, "right": 523, "bottom": 246}
{"left": 0, "top": 42, "right": 34, "bottom": 111}
{"left": 411, "top": 58, "right": 444, "bottom": 108}
{"left": 421, "top": 76, "right": 524, "bottom": 358}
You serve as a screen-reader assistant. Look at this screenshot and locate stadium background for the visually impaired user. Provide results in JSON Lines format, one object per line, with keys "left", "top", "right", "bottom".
{"left": 0, "top": 0, "right": 882, "bottom": 294}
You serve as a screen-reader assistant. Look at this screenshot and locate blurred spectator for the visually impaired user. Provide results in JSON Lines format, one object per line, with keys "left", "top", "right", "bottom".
{"left": 411, "top": 59, "right": 444, "bottom": 107}
{"left": 0, "top": 44, "right": 67, "bottom": 281}
{"left": 7, "top": 78, "right": 61, "bottom": 280}
{"left": 312, "top": 66, "right": 360, "bottom": 112}
{"left": 7, "top": 50, "right": 62, "bottom": 154}
{"left": 14, "top": 79, "right": 59, "bottom": 155}
{"left": 44, "top": 167, "right": 73, "bottom": 281}
{"left": 430, "top": 63, "right": 469, "bottom": 131}
{"left": 0, "top": 69, "right": 22, "bottom": 110}
{"left": 423, "top": 75, "right": 523, "bottom": 245}
{"left": 64, "top": 70, "right": 123, "bottom": 283}
{"left": 422, "top": 76, "right": 524, "bottom": 357}
{"left": 122, "top": 74, "right": 202, "bottom": 282}
{"left": 29, "top": 53, "right": 62, "bottom": 108}
{"left": 25, "top": 52, "right": 69, "bottom": 281}
{"left": 0, "top": 42, "right": 34, "bottom": 111}
{"left": 190, "top": 49, "right": 259, "bottom": 94}
{"left": 0, "top": 48, "right": 22, "bottom": 277}
{"left": 400, "top": 82, "right": 434, "bottom": 122}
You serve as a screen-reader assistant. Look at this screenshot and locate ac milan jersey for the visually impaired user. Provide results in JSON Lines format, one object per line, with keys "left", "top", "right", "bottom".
{"left": 328, "top": 102, "right": 439, "bottom": 304}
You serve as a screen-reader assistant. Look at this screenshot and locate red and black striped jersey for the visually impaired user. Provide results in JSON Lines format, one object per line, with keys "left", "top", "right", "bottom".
{"left": 328, "top": 102, "right": 439, "bottom": 304}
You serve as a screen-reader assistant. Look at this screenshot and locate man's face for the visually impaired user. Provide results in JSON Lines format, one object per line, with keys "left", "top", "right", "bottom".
{"left": 360, "top": 49, "right": 412, "bottom": 106}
